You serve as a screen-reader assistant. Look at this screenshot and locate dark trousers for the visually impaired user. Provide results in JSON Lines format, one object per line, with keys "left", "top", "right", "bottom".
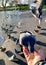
{"left": 22, "top": 36, "right": 35, "bottom": 53}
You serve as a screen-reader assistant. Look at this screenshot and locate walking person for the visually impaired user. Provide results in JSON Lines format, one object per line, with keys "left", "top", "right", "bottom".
{"left": 34, "top": 0, "right": 44, "bottom": 33}
{"left": 19, "top": 31, "right": 45, "bottom": 65}
{"left": 29, "top": 0, "right": 44, "bottom": 33}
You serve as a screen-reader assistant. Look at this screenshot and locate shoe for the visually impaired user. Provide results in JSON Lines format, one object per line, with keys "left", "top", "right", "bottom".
{"left": 34, "top": 29, "right": 39, "bottom": 33}
{"left": 8, "top": 55, "right": 16, "bottom": 61}
{"left": 15, "top": 49, "right": 21, "bottom": 54}
{"left": 8, "top": 55, "right": 14, "bottom": 61}
{"left": 0, "top": 47, "right": 6, "bottom": 52}
{"left": 37, "top": 26, "right": 41, "bottom": 29}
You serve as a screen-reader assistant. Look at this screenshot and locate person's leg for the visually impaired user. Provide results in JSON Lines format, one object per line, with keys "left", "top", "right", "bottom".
{"left": 30, "top": 44, "right": 34, "bottom": 53}
{"left": 30, "top": 42, "right": 35, "bottom": 53}
{"left": 22, "top": 37, "right": 28, "bottom": 47}
{"left": 34, "top": 7, "right": 42, "bottom": 33}
{"left": 28, "top": 36, "right": 35, "bottom": 53}
{"left": 37, "top": 7, "right": 42, "bottom": 29}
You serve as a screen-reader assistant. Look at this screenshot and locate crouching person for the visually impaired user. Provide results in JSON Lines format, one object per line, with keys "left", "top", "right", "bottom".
{"left": 19, "top": 31, "right": 45, "bottom": 65}
{"left": 19, "top": 31, "right": 36, "bottom": 53}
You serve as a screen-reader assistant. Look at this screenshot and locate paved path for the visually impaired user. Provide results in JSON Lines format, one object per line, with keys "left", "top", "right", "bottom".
{"left": 0, "top": 10, "right": 46, "bottom": 65}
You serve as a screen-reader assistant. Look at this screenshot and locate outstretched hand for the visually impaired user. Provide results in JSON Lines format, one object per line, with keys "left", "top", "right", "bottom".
{"left": 22, "top": 46, "right": 45, "bottom": 65}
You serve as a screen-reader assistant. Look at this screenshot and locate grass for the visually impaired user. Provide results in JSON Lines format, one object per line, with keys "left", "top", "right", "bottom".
{"left": 0, "top": 5, "right": 29, "bottom": 11}
{"left": 0, "top": 5, "right": 46, "bottom": 11}
{"left": 0, "top": 6, "right": 16, "bottom": 11}
{"left": 43, "top": 5, "right": 46, "bottom": 9}
{"left": 0, "top": 7, "right": 4, "bottom": 11}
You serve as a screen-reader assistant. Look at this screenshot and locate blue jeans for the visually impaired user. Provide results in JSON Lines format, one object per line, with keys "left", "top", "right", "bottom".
{"left": 38, "top": 7, "right": 42, "bottom": 22}
{"left": 22, "top": 35, "right": 36, "bottom": 52}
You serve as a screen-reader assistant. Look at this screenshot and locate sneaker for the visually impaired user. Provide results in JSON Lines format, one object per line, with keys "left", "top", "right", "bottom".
{"left": 15, "top": 49, "right": 21, "bottom": 55}
{"left": 37, "top": 26, "right": 41, "bottom": 29}
{"left": 0, "top": 47, "right": 6, "bottom": 52}
{"left": 8, "top": 55, "right": 15, "bottom": 61}
{"left": 34, "top": 29, "right": 39, "bottom": 33}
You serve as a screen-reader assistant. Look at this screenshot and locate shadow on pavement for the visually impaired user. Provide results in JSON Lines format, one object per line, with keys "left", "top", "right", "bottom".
{"left": 41, "top": 28, "right": 46, "bottom": 30}
{"left": 8, "top": 35, "right": 17, "bottom": 42}
{"left": 13, "top": 58, "right": 27, "bottom": 65}
{"left": 6, "top": 50, "right": 27, "bottom": 65}
{"left": 1, "top": 27, "right": 17, "bottom": 34}
{"left": 6, "top": 50, "right": 15, "bottom": 57}
{"left": 0, "top": 59, "right": 5, "bottom": 65}
{"left": 20, "top": 54, "right": 25, "bottom": 58}
{"left": 40, "top": 32, "right": 46, "bottom": 36}
{"left": 36, "top": 41, "right": 46, "bottom": 47}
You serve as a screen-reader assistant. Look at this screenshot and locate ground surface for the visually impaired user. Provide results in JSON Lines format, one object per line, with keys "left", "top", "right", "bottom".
{"left": 0, "top": 10, "right": 46, "bottom": 65}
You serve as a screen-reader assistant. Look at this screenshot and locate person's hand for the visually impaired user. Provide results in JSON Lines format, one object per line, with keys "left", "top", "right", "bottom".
{"left": 22, "top": 46, "right": 45, "bottom": 65}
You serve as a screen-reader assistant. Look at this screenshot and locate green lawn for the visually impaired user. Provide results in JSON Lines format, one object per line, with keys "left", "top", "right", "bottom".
{"left": 43, "top": 5, "right": 46, "bottom": 9}
{"left": 0, "top": 5, "right": 46, "bottom": 11}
